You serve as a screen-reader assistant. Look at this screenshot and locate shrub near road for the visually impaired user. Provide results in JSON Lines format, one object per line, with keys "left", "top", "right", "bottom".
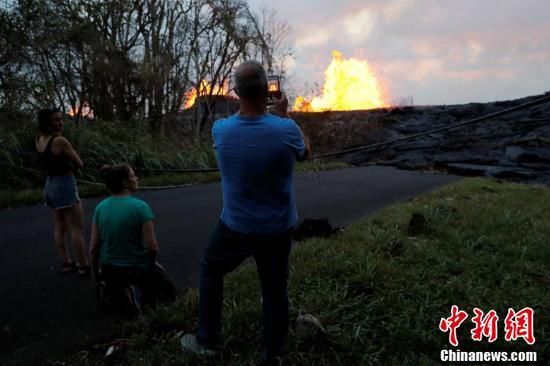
{"left": 66, "top": 177, "right": 549, "bottom": 365}
{"left": 0, "top": 115, "right": 349, "bottom": 209}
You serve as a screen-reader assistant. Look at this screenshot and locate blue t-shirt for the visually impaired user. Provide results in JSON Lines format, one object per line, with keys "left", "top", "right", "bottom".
{"left": 212, "top": 113, "right": 306, "bottom": 233}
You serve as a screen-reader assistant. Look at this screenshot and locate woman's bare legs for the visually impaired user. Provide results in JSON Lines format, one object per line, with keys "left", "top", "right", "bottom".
{"left": 52, "top": 208, "right": 70, "bottom": 263}
{"left": 64, "top": 202, "right": 88, "bottom": 267}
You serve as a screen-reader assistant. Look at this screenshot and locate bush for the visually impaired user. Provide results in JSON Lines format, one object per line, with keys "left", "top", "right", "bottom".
{"left": 0, "top": 116, "right": 217, "bottom": 190}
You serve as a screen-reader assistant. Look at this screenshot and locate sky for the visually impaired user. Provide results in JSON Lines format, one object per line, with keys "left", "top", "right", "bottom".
{"left": 247, "top": 0, "right": 550, "bottom": 105}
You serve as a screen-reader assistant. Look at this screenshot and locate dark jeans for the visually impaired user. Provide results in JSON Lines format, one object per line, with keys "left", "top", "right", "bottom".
{"left": 197, "top": 220, "right": 292, "bottom": 360}
{"left": 100, "top": 263, "right": 176, "bottom": 307}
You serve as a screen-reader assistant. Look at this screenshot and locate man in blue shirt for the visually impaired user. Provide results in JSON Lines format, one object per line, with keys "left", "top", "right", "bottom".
{"left": 181, "top": 61, "right": 310, "bottom": 364}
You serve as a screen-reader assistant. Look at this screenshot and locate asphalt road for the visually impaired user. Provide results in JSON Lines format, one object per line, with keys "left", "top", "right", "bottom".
{"left": 0, "top": 166, "right": 460, "bottom": 365}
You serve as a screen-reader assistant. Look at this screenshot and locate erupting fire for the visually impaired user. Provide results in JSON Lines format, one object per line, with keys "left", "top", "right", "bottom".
{"left": 182, "top": 81, "right": 229, "bottom": 110}
{"left": 293, "top": 51, "right": 390, "bottom": 112}
{"left": 67, "top": 101, "right": 95, "bottom": 120}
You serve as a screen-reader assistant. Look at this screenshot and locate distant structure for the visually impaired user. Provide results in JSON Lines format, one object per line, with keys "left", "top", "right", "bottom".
{"left": 79, "top": 99, "right": 95, "bottom": 121}
{"left": 67, "top": 98, "right": 96, "bottom": 122}
{"left": 397, "top": 96, "right": 414, "bottom": 107}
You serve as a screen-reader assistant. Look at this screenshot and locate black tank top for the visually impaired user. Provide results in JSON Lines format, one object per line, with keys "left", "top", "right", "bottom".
{"left": 37, "top": 136, "right": 73, "bottom": 176}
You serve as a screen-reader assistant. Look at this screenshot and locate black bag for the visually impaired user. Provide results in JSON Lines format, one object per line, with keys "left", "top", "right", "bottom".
{"left": 293, "top": 218, "right": 340, "bottom": 241}
{"left": 97, "top": 263, "right": 176, "bottom": 316}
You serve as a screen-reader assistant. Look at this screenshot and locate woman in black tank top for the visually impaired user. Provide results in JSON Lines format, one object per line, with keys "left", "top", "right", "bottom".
{"left": 38, "top": 135, "right": 73, "bottom": 176}
{"left": 36, "top": 108, "right": 89, "bottom": 276}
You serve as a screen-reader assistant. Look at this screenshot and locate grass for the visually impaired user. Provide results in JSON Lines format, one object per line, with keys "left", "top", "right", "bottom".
{"left": 0, "top": 116, "right": 218, "bottom": 192}
{"left": 61, "top": 177, "right": 549, "bottom": 365}
{"left": 0, "top": 112, "right": 351, "bottom": 209}
{"left": 0, "top": 161, "right": 349, "bottom": 209}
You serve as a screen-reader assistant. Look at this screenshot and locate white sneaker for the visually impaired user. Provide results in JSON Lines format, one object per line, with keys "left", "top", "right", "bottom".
{"left": 180, "top": 334, "right": 217, "bottom": 357}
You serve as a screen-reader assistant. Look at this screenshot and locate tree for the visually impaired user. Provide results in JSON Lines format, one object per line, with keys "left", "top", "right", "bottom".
{"left": 0, "top": 0, "right": 293, "bottom": 137}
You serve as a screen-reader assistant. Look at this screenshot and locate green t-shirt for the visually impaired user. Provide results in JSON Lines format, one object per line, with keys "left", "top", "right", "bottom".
{"left": 93, "top": 195, "right": 154, "bottom": 268}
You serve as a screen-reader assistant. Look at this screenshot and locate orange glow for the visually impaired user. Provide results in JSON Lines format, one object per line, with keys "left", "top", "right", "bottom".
{"left": 293, "top": 51, "right": 390, "bottom": 112}
{"left": 67, "top": 103, "right": 94, "bottom": 119}
{"left": 182, "top": 81, "right": 229, "bottom": 110}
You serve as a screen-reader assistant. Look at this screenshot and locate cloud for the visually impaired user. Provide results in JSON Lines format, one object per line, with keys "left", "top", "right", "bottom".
{"left": 249, "top": 0, "right": 550, "bottom": 104}
{"left": 296, "top": 8, "right": 376, "bottom": 47}
{"left": 409, "top": 36, "right": 485, "bottom": 64}
{"left": 381, "top": 0, "right": 414, "bottom": 22}
{"left": 384, "top": 59, "right": 444, "bottom": 84}
{"left": 466, "top": 40, "right": 483, "bottom": 63}
{"left": 296, "top": 29, "right": 332, "bottom": 48}
{"left": 342, "top": 9, "right": 375, "bottom": 37}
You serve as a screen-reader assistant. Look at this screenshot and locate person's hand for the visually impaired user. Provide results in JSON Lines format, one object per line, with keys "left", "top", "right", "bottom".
{"left": 272, "top": 92, "right": 290, "bottom": 118}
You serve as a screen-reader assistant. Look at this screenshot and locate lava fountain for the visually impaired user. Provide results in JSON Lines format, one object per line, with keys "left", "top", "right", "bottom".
{"left": 293, "top": 51, "right": 390, "bottom": 112}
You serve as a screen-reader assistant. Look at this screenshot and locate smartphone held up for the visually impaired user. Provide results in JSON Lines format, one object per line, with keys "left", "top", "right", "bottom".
{"left": 267, "top": 75, "right": 282, "bottom": 101}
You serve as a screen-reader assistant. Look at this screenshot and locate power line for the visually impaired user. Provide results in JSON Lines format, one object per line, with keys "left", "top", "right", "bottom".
{"left": 3, "top": 92, "right": 550, "bottom": 184}
{"left": 313, "top": 92, "right": 550, "bottom": 159}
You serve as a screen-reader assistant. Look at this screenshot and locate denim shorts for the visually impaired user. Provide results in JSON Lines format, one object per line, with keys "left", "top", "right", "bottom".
{"left": 44, "top": 175, "right": 80, "bottom": 209}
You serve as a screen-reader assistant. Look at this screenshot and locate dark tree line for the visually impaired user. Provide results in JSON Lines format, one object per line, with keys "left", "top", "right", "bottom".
{"left": 0, "top": 0, "right": 292, "bottom": 135}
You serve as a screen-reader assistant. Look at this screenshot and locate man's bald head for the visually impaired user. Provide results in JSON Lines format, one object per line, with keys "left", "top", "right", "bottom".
{"left": 234, "top": 60, "right": 268, "bottom": 100}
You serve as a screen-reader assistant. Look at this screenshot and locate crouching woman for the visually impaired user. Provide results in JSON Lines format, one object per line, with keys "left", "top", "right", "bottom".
{"left": 89, "top": 164, "right": 175, "bottom": 315}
